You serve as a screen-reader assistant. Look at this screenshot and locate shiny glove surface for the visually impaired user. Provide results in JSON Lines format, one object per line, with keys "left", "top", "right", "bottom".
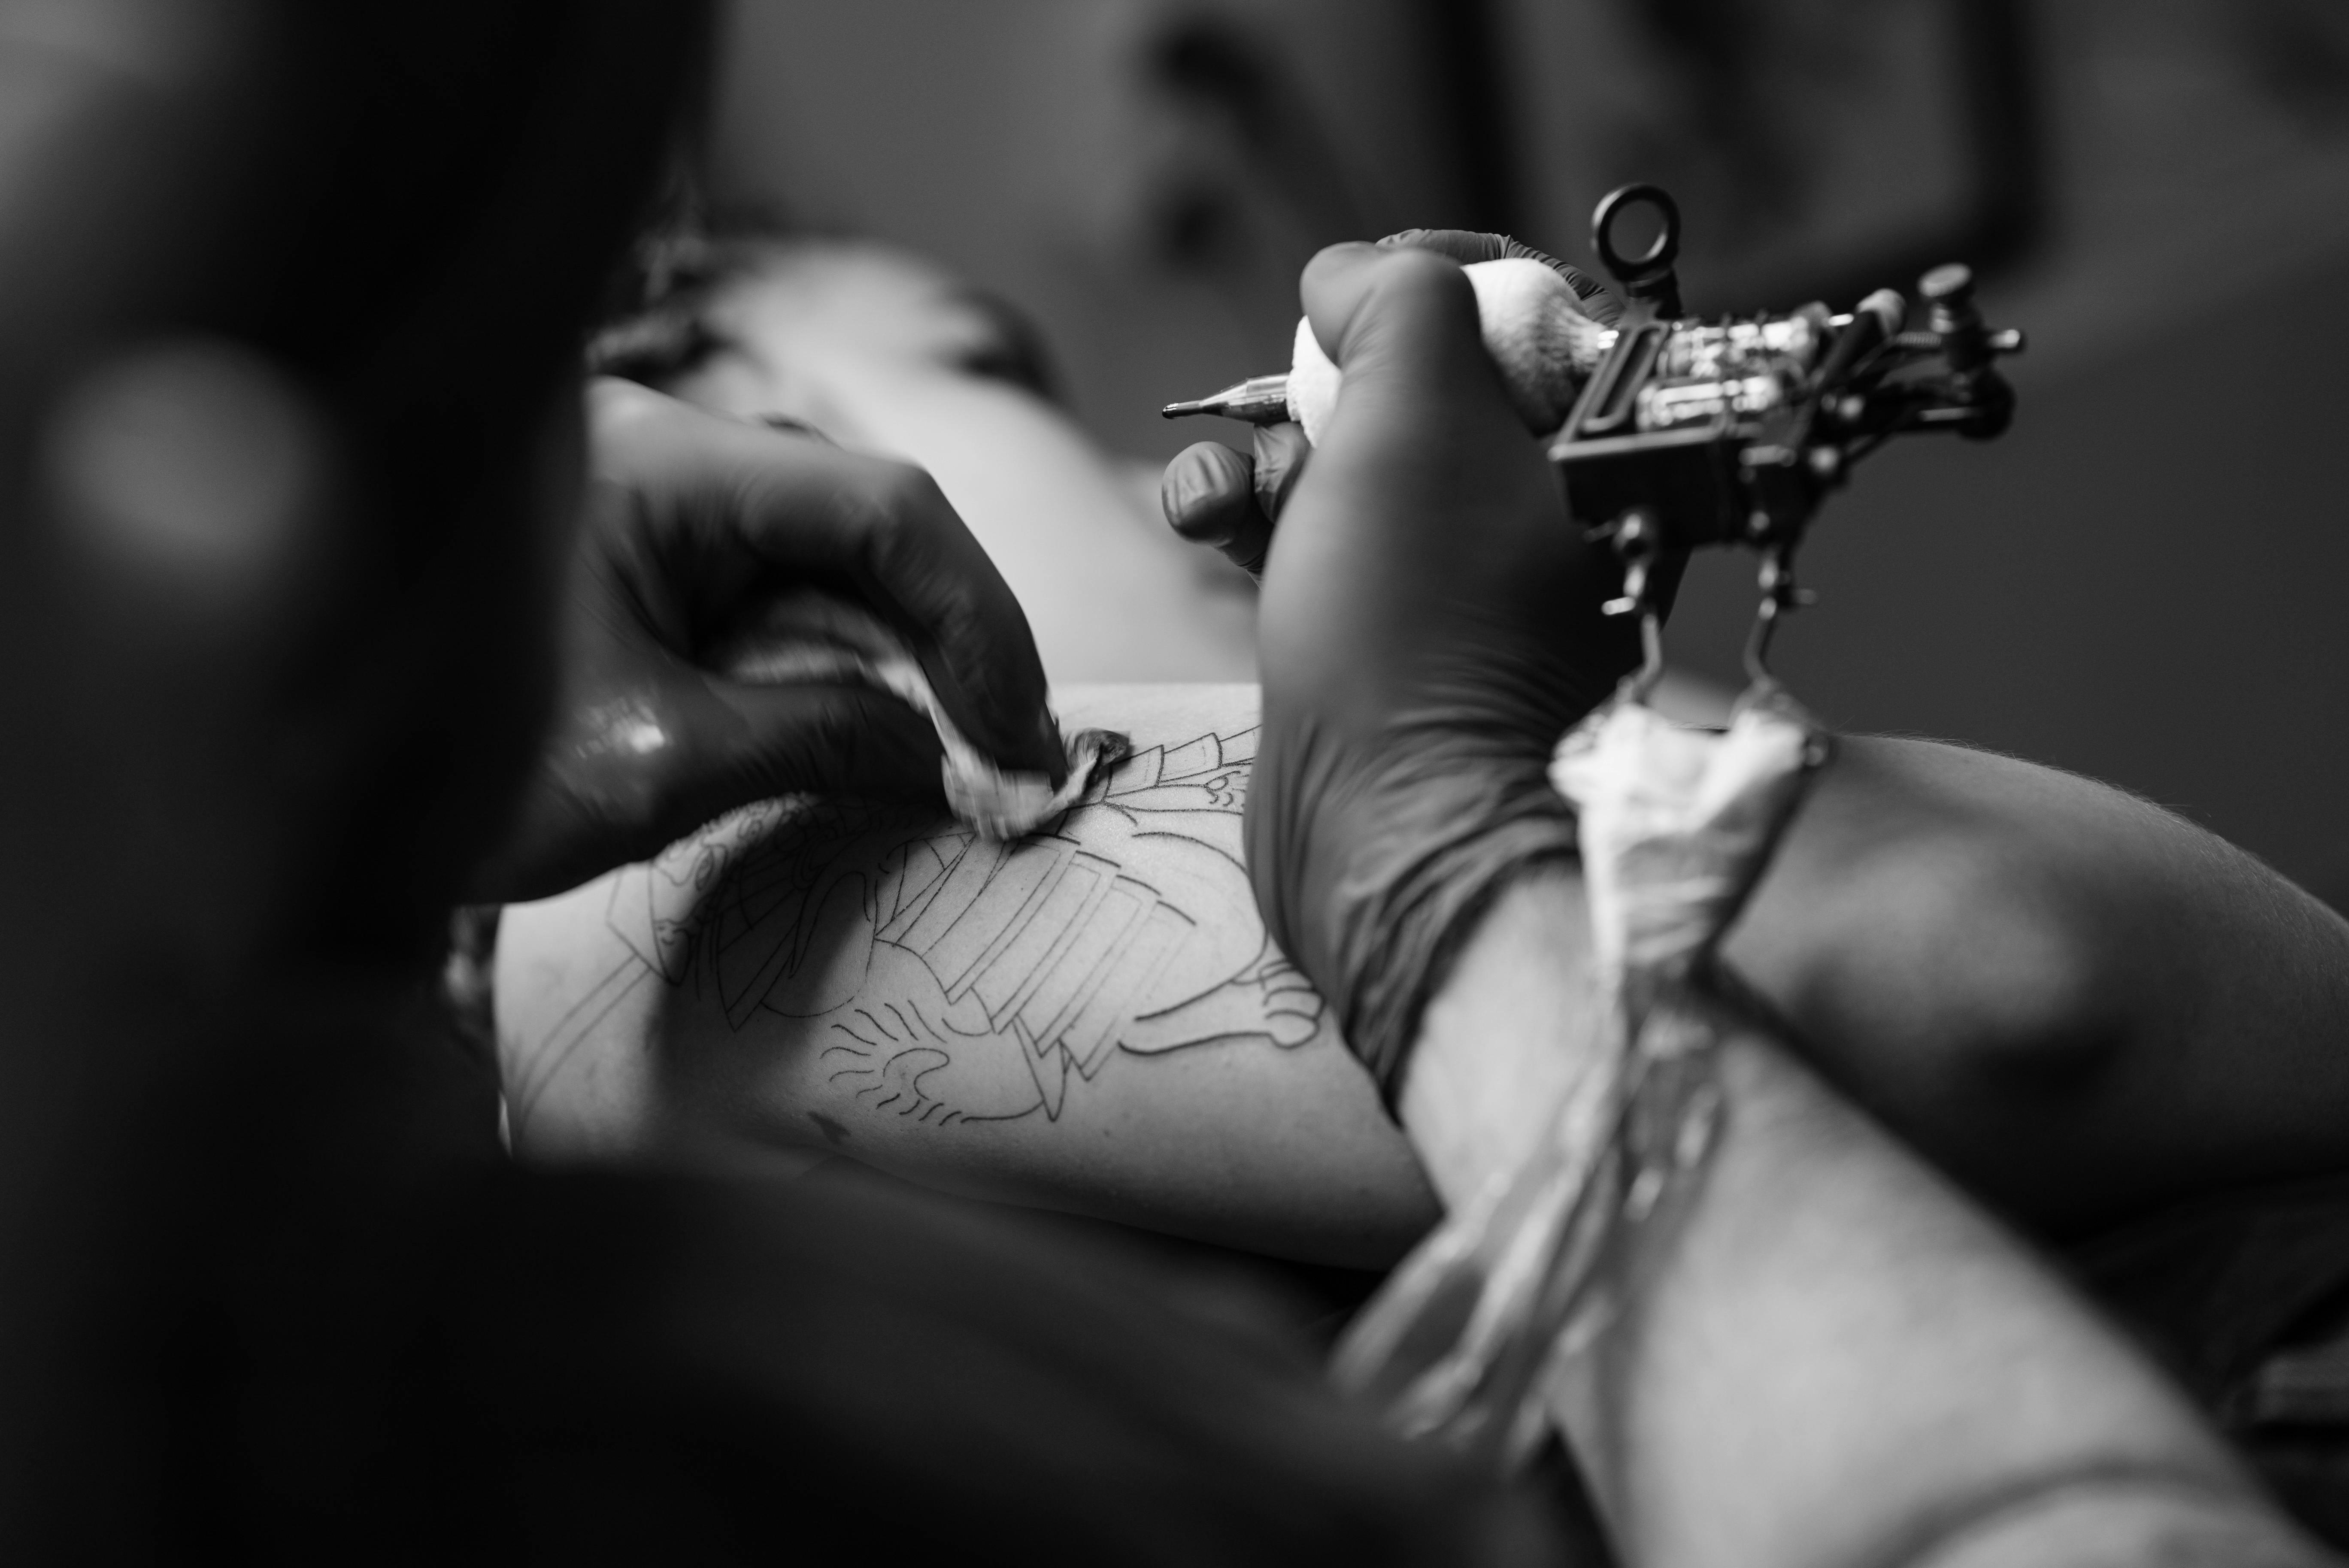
{"left": 1240, "top": 242, "right": 1641, "bottom": 1097}
{"left": 475, "top": 379, "right": 1062, "bottom": 902}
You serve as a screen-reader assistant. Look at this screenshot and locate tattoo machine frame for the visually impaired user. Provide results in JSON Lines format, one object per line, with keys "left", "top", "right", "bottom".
{"left": 1564, "top": 182, "right": 2022, "bottom": 688}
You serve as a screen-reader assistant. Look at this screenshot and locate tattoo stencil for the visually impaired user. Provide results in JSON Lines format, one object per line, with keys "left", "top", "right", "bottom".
{"left": 509, "top": 727, "right": 1325, "bottom": 1133}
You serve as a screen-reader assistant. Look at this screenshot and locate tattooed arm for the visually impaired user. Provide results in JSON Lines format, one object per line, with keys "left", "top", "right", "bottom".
{"left": 494, "top": 684, "right": 1439, "bottom": 1267}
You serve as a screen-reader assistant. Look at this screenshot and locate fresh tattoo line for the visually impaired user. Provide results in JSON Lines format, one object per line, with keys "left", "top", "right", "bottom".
{"left": 507, "top": 725, "right": 1327, "bottom": 1136}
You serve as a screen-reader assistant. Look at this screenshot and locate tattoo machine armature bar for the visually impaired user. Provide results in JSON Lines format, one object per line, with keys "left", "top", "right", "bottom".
{"left": 1166, "top": 184, "right": 2025, "bottom": 678}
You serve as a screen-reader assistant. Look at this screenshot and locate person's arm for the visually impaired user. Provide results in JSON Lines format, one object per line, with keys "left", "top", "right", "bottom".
{"left": 495, "top": 682, "right": 1440, "bottom": 1268}
{"left": 1724, "top": 733, "right": 2349, "bottom": 1238}
{"left": 1405, "top": 868, "right": 2333, "bottom": 1568}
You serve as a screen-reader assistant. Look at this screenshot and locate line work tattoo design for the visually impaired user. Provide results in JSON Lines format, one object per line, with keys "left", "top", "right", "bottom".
{"left": 511, "top": 726, "right": 1326, "bottom": 1132}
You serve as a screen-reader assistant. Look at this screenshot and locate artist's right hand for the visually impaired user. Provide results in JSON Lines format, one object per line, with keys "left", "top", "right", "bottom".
{"left": 473, "top": 379, "right": 1061, "bottom": 903}
{"left": 1159, "top": 230, "right": 1613, "bottom": 578}
{"left": 1228, "top": 242, "right": 1641, "bottom": 1093}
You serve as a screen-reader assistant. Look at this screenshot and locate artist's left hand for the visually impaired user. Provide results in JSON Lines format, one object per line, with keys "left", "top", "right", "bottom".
{"left": 472, "top": 379, "right": 1063, "bottom": 903}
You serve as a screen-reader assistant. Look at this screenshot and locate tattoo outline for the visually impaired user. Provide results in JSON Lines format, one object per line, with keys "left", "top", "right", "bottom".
{"left": 509, "top": 726, "right": 1326, "bottom": 1133}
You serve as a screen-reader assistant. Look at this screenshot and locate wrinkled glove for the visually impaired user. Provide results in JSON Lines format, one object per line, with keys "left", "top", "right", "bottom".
{"left": 1238, "top": 241, "right": 1642, "bottom": 1099}
{"left": 473, "top": 379, "right": 1063, "bottom": 902}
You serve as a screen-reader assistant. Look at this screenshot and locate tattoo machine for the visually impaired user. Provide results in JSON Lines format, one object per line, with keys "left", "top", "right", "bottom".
{"left": 1163, "top": 182, "right": 2024, "bottom": 686}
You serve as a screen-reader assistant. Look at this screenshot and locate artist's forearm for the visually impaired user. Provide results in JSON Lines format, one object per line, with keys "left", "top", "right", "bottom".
{"left": 1400, "top": 874, "right": 2326, "bottom": 1568}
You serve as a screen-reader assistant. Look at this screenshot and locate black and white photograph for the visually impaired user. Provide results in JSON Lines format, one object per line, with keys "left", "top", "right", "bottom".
{"left": 8, "top": 1, "right": 2349, "bottom": 1561}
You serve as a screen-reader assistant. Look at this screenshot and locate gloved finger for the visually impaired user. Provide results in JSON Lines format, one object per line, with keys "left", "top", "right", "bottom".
{"left": 683, "top": 679, "right": 948, "bottom": 825}
{"left": 1161, "top": 441, "right": 1276, "bottom": 580}
{"left": 1378, "top": 229, "right": 1622, "bottom": 326}
{"left": 758, "top": 412, "right": 836, "bottom": 443}
{"left": 603, "top": 395, "right": 1064, "bottom": 784}
{"left": 1252, "top": 421, "right": 1310, "bottom": 524}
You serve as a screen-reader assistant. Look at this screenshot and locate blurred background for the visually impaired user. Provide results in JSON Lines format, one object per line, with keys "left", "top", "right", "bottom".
{"left": 700, "top": 0, "right": 2349, "bottom": 898}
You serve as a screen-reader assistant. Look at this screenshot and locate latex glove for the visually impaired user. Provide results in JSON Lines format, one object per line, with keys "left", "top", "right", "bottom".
{"left": 1160, "top": 231, "right": 1615, "bottom": 579}
{"left": 474, "top": 379, "right": 1062, "bottom": 902}
{"left": 1242, "top": 242, "right": 1643, "bottom": 1096}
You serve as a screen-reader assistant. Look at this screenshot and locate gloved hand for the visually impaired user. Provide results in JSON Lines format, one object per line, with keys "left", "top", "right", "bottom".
{"left": 473, "top": 378, "right": 1062, "bottom": 902}
{"left": 1159, "top": 231, "right": 1615, "bottom": 580}
{"left": 1224, "top": 239, "right": 1642, "bottom": 1097}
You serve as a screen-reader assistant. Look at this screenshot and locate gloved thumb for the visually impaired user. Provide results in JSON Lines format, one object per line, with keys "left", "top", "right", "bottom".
{"left": 1297, "top": 242, "right": 1524, "bottom": 451}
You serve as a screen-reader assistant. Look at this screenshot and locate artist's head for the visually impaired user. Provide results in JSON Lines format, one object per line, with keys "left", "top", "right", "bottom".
{"left": 0, "top": 0, "right": 709, "bottom": 990}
